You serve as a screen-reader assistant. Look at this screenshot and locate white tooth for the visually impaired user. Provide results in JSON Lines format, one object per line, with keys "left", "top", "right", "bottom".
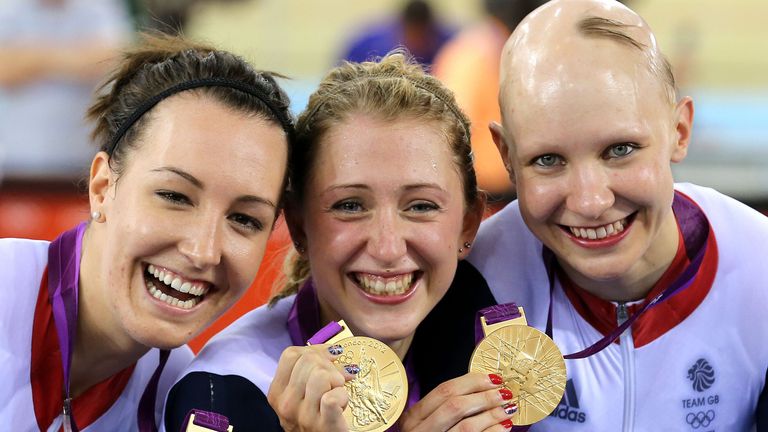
{"left": 171, "top": 278, "right": 182, "bottom": 290}
{"left": 386, "top": 281, "right": 396, "bottom": 293}
{"left": 596, "top": 227, "right": 607, "bottom": 239}
{"left": 148, "top": 285, "right": 157, "bottom": 295}
{"left": 152, "top": 289, "right": 162, "bottom": 299}
{"left": 606, "top": 224, "right": 615, "bottom": 235}
{"left": 159, "top": 293, "right": 168, "bottom": 302}
{"left": 375, "top": 280, "right": 385, "bottom": 293}
{"left": 148, "top": 265, "right": 155, "bottom": 274}
{"left": 405, "top": 274, "right": 412, "bottom": 286}
{"left": 158, "top": 270, "right": 165, "bottom": 280}
{"left": 615, "top": 221, "right": 624, "bottom": 232}
{"left": 578, "top": 228, "right": 586, "bottom": 238}
{"left": 163, "top": 274, "right": 173, "bottom": 285}
{"left": 586, "top": 229, "right": 597, "bottom": 240}
{"left": 180, "top": 300, "right": 189, "bottom": 309}
{"left": 171, "top": 298, "right": 179, "bottom": 306}
{"left": 396, "top": 279, "right": 404, "bottom": 290}
{"left": 180, "top": 282, "right": 192, "bottom": 293}
{"left": 570, "top": 227, "right": 579, "bottom": 237}
{"left": 193, "top": 286, "right": 202, "bottom": 296}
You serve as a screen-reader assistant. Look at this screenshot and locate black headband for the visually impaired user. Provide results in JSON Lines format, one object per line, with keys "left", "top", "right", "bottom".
{"left": 107, "top": 77, "right": 294, "bottom": 154}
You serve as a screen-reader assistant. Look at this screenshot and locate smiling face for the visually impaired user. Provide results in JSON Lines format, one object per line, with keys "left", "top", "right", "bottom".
{"left": 86, "top": 93, "right": 288, "bottom": 349}
{"left": 296, "top": 113, "right": 480, "bottom": 344}
{"left": 495, "top": 38, "right": 693, "bottom": 300}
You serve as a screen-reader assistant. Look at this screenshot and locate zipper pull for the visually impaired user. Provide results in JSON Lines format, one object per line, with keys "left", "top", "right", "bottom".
{"left": 617, "top": 302, "right": 629, "bottom": 325}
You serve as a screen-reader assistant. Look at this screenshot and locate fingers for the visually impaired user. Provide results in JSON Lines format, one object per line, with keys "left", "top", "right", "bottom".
{"left": 400, "top": 373, "right": 516, "bottom": 431}
{"left": 267, "top": 344, "right": 352, "bottom": 432}
{"left": 447, "top": 405, "right": 517, "bottom": 432}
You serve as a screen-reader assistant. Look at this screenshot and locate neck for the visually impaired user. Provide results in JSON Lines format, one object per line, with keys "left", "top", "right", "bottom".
{"left": 317, "top": 300, "right": 415, "bottom": 361}
{"left": 562, "top": 210, "right": 681, "bottom": 302}
{"left": 71, "top": 226, "right": 149, "bottom": 397}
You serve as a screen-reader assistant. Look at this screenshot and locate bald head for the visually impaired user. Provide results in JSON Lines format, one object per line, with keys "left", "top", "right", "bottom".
{"left": 499, "top": 0, "right": 676, "bottom": 126}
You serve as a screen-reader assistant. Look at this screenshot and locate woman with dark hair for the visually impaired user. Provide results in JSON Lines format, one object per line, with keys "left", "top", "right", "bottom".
{"left": 0, "top": 34, "right": 294, "bottom": 431}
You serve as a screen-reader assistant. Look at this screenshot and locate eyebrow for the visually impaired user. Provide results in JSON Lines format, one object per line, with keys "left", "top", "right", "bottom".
{"left": 323, "top": 183, "right": 448, "bottom": 194}
{"left": 151, "top": 166, "right": 277, "bottom": 208}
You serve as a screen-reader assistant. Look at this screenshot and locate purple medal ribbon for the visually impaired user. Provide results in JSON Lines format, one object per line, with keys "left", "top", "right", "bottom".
{"left": 47, "top": 223, "right": 169, "bottom": 431}
{"left": 287, "top": 280, "right": 421, "bottom": 431}
{"left": 542, "top": 192, "right": 711, "bottom": 359}
{"left": 474, "top": 303, "right": 521, "bottom": 344}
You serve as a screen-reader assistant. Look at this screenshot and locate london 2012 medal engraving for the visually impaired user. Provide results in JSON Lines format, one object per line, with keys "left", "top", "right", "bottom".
{"left": 332, "top": 336, "right": 408, "bottom": 432}
{"left": 469, "top": 309, "right": 566, "bottom": 425}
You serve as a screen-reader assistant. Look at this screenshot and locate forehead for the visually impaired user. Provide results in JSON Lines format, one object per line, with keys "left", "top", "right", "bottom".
{"left": 126, "top": 94, "right": 287, "bottom": 192}
{"left": 505, "top": 39, "right": 670, "bottom": 149}
{"left": 311, "top": 114, "right": 461, "bottom": 189}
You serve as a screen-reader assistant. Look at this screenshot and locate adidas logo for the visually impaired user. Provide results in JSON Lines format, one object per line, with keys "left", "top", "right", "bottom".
{"left": 549, "top": 379, "right": 587, "bottom": 423}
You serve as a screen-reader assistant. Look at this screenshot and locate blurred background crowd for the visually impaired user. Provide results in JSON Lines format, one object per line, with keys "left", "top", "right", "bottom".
{"left": 1, "top": 0, "right": 766, "bottom": 350}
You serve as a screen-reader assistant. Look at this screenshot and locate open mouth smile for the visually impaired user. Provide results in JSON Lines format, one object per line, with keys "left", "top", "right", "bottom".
{"left": 350, "top": 271, "right": 422, "bottom": 297}
{"left": 144, "top": 264, "right": 210, "bottom": 309}
{"left": 560, "top": 212, "right": 637, "bottom": 243}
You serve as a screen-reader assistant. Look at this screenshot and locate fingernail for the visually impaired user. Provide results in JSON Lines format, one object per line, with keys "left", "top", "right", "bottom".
{"left": 500, "top": 419, "right": 514, "bottom": 429}
{"left": 344, "top": 364, "right": 360, "bottom": 375}
{"left": 328, "top": 344, "right": 343, "bottom": 356}
{"left": 499, "top": 388, "right": 513, "bottom": 400}
{"left": 488, "top": 373, "right": 503, "bottom": 385}
{"left": 502, "top": 402, "right": 518, "bottom": 415}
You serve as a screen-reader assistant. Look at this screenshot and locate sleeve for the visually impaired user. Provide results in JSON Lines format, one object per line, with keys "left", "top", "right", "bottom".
{"left": 164, "top": 371, "right": 283, "bottom": 432}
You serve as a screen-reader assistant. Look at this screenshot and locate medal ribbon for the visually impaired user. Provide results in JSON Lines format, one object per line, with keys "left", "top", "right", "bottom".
{"left": 474, "top": 303, "right": 521, "bottom": 343}
{"left": 544, "top": 192, "right": 710, "bottom": 359}
{"left": 287, "top": 280, "right": 420, "bottom": 431}
{"left": 47, "top": 222, "right": 170, "bottom": 431}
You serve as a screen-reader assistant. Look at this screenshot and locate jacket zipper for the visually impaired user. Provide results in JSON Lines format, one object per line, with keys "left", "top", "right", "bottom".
{"left": 618, "top": 302, "right": 636, "bottom": 432}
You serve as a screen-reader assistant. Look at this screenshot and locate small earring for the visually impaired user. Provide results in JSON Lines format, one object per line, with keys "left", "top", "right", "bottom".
{"left": 90, "top": 210, "right": 102, "bottom": 222}
{"left": 293, "top": 241, "right": 305, "bottom": 254}
{"left": 464, "top": 242, "right": 472, "bottom": 249}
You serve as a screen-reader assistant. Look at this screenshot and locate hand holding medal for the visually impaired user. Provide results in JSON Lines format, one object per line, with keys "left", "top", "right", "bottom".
{"left": 470, "top": 304, "right": 567, "bottom": 426}
{"left": 269, "top": 320, "right": 408, "bottom": 432}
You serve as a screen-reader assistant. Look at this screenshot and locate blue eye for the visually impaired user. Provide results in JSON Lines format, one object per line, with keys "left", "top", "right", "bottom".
{"left": 408, "top": 201, "right": 440, "bottom": 213}
{"left": 332, "top": 200, "right": 364, "bottom": 213}
{"left": 605, "top": 143, "right": 637, "bottom": 159}
{"left": 533, "top": 154, "right": 563, "bottom": 167}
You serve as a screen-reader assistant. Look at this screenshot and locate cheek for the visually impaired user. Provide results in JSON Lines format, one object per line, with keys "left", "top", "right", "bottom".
{"left": 517, "top": 177, "right": 563, "bottom": 221}
{"left": 614, "top": 160, "right": 674, "bottom": 204}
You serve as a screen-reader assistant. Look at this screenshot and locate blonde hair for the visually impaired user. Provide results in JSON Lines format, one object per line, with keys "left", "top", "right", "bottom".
{"left": 269, "top": 51, "right": 478, "bottom": 305}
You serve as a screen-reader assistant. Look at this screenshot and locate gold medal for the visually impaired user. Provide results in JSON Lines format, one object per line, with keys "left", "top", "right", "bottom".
{"left": 469, "top": 307, "right": 566, "bottom": 425}
{"left": 311, "top": 320, "right": 408, "bottom": 432}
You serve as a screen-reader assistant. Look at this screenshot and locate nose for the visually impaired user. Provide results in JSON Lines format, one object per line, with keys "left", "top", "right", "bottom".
{"left": 367, "top": 209, "right": 407, "bottom": 266}
{"left": 566, "top": 165, "right": 615, "bottom": 220}
{"left": 178, "top": 212, "right": 223, "bottom": 269}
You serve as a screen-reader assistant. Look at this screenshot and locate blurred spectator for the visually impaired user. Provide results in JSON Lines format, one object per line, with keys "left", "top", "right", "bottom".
{"left": 341, "top": 0, "right": 454, "bottom": 66}
{"left": 0, "top": 0, "right": 131, "bottom": 180}
{"left": 432, "top": 0, "right": 541, "bottom": 199}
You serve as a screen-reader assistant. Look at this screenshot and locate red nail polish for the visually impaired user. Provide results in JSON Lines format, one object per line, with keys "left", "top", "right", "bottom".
{"left": 500, "top": 419, "right": 514, "bottom": 429}
{"left": 499, "top": 388, "right": 513, "bottom": 400}
{"left": 488, "top": 373, "right": 503, "bottom": 385}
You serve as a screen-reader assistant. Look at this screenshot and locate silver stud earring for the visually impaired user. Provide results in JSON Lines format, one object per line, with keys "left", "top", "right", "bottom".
{"left": 90, "top": 210, "right": 102, "bottom": 222}
{"left": 464, "top": 242, "right": 472, "bottom": 249}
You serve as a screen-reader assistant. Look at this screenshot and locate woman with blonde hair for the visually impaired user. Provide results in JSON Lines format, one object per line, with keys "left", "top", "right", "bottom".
{"left": 164, "top": 52, "right": 518, "bottom": 431}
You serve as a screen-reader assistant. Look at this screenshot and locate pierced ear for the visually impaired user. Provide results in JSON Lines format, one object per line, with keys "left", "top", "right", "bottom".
{"left": 489, "top": 121, "right": 516, "bottom": 190}
{"left": 88, "top": 152, "right": 113, "bottom": 220}
{"left": 671, "top": 96, "right": 694, "bottom": 163}
{"left": 459, "top": 194, "right": 486, "bottom": 259}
